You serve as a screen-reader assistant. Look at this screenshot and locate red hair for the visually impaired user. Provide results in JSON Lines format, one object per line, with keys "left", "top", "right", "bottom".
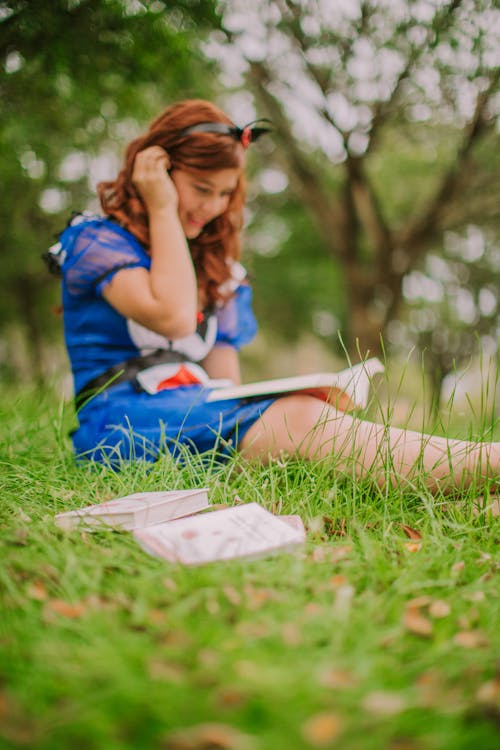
{"left": 97, "top": 100, "right": 246, "bottom": 305}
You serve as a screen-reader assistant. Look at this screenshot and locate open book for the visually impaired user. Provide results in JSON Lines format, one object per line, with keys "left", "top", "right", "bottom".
{"left": 206, "top": 357, "right": 384, "bottom": 411}
{"left": 55, "top": 488, "right": 209, "bottom": 531}
{"left": 134, "top": 503, "right": 306, "bottom": 565}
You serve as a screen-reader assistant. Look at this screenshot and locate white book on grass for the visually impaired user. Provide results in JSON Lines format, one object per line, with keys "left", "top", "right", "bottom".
{"left": 134, "top": 503, "right": 306, "bottom": 565}
{"left": 55, "top": 488, "right": 209, "bottom": 531}
{"left": 205, "top": 357, "right": 384, "bottom": 410}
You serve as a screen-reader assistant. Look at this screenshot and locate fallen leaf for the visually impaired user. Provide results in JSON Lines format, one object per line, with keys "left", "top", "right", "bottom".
{"left": 205, "top": 596, "right": 220, "bottom": 615}
{"left": 453, "top": 630, "right": 489, "bottom": 648}
{"left": 148, "top": 659, "right": 185, "bottom": 683}
{"left": 26, "top": 581, "right": 48, "bottom": 601}
{"left": 428, "top": 600, "right": 451, "bottom": 619}
{"left": 312, "top": 546, "right": 327, "bottom": 562}
{"left": 197, "top": 649, "right": 219, "bottom": 668}
{"left": 44, "top": 599, "right": 86, "bottom": 619}
{"left": 415, "top": 669, "right": 445, "bottom": 707}
{"left": 476, "top": 676, "right": 500, "bottom": 706}
{"left": 311, "top": 545, "right": 351, "bottom": 564}
{"left": 243, "top": 585, "right": 278, "bottom": 610}
{"left": 403, "top": 607, "right": 433, "bottom": 637}
{"left": 319, "top": 668, "right": 357, "bottom": 689}
{"left": 222, "top": 586, "right": 242, "bottom": 606}
{"left": 399, "top": 524, "right": 422, "bottom": 540}
{"left": 215, "top": 687, "right": 248, "bottom": 709}
{"left": 464, "top": 590, "right": 485, "bottom": 603}
{"left": 234, "top": 660, "right": 262, "bottom": 680}
{"left": 457, "top": 607, "right": 480, "bottom": 629}
{"left": 304, "top": 602, "right": 325, "bottom": 617}
{"left": 281, "top": 622, "right": 302, "bottom": 646}
{"left": 163, "top": 722, "right": 253, "bottom": 750}
{"left": 406, "top": 596, "right": 432, "bottom": 609}
{"left": 362, "top": 691, "right": 406, "bottom": 716}
{"left": 148, "top": 609, "right": 166, "bottom": 625}
{"left": 451, "top": 561, "right": 465, "bottom": 574}
{"left": 235, "top": 622, "right": 270, "bottom": 639}
{"left": 404, "top": 542, "right": 421, "bottom": 552}
{"left": 301, "top": 712, "right": 343, "bottom": 747}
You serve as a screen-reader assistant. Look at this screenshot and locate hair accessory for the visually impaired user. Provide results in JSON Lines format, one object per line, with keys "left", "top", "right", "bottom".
{"left": 180, "top": 119, "right": 272, "bottom": 149}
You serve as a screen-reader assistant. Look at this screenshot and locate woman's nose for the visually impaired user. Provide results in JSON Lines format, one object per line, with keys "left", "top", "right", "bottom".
{"left": 199, "top": 194, "right": 224, "bottom": 215}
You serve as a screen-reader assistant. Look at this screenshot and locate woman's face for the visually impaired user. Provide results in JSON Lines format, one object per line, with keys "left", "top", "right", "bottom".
{"left": 170, "top": 167, "right": 240, "bottom": 239}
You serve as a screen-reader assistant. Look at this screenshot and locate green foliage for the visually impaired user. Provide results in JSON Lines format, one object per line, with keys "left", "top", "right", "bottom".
{"left": 0, "top": 0, "right": 220, "bottom": 370}
{"left": 246, "top": 192, "right": 346, "bottom": 347}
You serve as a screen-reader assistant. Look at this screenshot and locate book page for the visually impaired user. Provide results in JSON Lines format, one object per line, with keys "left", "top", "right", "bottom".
{"left": 134, "top": 503, "right": 305, "bottom": 565}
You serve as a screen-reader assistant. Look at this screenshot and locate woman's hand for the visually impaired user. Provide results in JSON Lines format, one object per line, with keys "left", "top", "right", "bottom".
{"left": 132, "top": 146, "right": 178, "bottom": 213}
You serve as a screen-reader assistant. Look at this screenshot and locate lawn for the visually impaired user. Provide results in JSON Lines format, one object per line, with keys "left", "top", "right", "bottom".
{"left": 1, "top": 384, "right": 499, "bottom": 750}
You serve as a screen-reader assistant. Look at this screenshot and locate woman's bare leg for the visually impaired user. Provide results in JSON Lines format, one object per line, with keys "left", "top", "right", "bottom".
{"left": 239, "top": 395, "right": 500, "bottom": 492}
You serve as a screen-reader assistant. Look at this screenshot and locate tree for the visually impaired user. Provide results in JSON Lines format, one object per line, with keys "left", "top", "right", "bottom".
{"left": 389, "top": 225, "right": 499, "bottom": 415}
{"left": 0, "top": 0, "right": 219, "bottom": 379}
{"left": 210, "top": 0, "right": 500, "bottom": 361}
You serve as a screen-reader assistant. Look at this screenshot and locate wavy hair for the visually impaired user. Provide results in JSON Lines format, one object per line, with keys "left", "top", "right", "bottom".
{"left": 98, "top": 100, "right": 246, "bottom": 305}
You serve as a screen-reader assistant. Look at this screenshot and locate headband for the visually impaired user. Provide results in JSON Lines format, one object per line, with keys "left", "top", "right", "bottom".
{"left": 180, "top": 119, "right": 272, "bottom": 149}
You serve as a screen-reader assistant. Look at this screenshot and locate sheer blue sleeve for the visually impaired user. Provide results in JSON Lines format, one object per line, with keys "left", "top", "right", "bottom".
{"left": 215, "top": 283, "right": 258, "bottom": 350}
{"left": 61, "top": 218, "right": 149, "bottom": 298}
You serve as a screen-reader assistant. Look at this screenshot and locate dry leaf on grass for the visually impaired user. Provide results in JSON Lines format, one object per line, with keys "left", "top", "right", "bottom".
{"left": 44, "top": 599, "right": 86, "bottom": 619}
{"left": 163, "top": 722, "right": 254, "bottom": 750}
{"left": 215, "top": 687, "right": 248, "bottom": 709}
{"left": 304, "top": 602, "right": 325, "bottom": 617}
{"left": 453, "top": 630, "right": 489, "bottom": 649}
{"left": 415, "top": 669, "right": 446, "bottom": 707}
{"left": 428, "top": 600, "right": 451, "bottom": 619}
{"left": 399, "top": 524, "right": 422, "bottom": 540}
{"left": 222, "top": 585, "right": 242, "bottom": 606}
{"left": 301, "top": 712, "right": 343, "bottom": 747}
{"left": 403, "top": 605, "right": 433, "bottom": 638}
{"left": 476, "top": 675, "right": 500, "bottom": 706}
{"left": 243, "top": 584, "right": 280, "bottom": 610}
{"left": 362, "top": 691, "right": 406, "bottom": 716}
{"left": 281, "top": 622, "right": 302, "bottom": 646}
{"left": 406, "top": 596, "right": 432, "bottom": 608}
{"left": 26, "top": 581, "right": 48, "bottom": 601}
{"left": 404, "top": 542, "right": 421, "bottom": 552}
{"left": 311, "top": 545, "right": 351, "bottom": 564}
{"left": 148, "top": 658, "right": 185, "bottom": 683}
{"left": 318, "top": 668, "right": 357, "bottom": 689}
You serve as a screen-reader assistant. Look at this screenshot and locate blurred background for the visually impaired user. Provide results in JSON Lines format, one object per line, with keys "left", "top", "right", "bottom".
{"left": 1, "top": 0, "right": 499, "bottom": 426}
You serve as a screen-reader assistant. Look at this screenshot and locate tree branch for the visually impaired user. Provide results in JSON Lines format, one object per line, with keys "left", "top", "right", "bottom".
{"left": 247, "top": 60, "right": 351, "bottom": 257}
{"left": 397, "top": 71, "right": 500, "bottom": 262}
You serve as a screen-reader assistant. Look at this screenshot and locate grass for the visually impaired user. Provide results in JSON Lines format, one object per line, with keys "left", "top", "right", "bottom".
{"left": 1, "top": 382, "right": 499, "bottom": 750}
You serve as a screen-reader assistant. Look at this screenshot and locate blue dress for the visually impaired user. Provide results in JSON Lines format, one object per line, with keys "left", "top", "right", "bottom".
{"left": 55, "top": 214, "right": 276, "bottom": 463}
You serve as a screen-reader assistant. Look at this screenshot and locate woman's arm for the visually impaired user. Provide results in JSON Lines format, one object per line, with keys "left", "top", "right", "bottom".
{"left": 102, "top": 146, "right": 198, "bottom": 339}
{"left": 201, "top": 345, "right": 242, "bottom": 385}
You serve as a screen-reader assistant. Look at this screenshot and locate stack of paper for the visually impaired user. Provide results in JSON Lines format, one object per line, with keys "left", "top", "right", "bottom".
{"left": 134, "top": 503, "right": 306, "bottom": 565}
{"left": 55, "top": 488, "right": 209, "bottom": 531}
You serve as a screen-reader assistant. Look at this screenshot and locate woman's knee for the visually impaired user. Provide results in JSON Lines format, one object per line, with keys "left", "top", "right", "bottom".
{"left": 240, "top": 394, "right": 341, "bottom": 458}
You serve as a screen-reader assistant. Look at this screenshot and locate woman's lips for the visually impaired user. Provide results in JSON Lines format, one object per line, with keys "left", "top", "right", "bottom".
{"left": 188, "top": 215, "right": 206, "bottom": 228}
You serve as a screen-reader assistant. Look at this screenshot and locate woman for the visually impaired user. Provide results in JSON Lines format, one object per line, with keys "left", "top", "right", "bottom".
{"left": 48, "top": 99, "right": 500, "bottom": 491}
